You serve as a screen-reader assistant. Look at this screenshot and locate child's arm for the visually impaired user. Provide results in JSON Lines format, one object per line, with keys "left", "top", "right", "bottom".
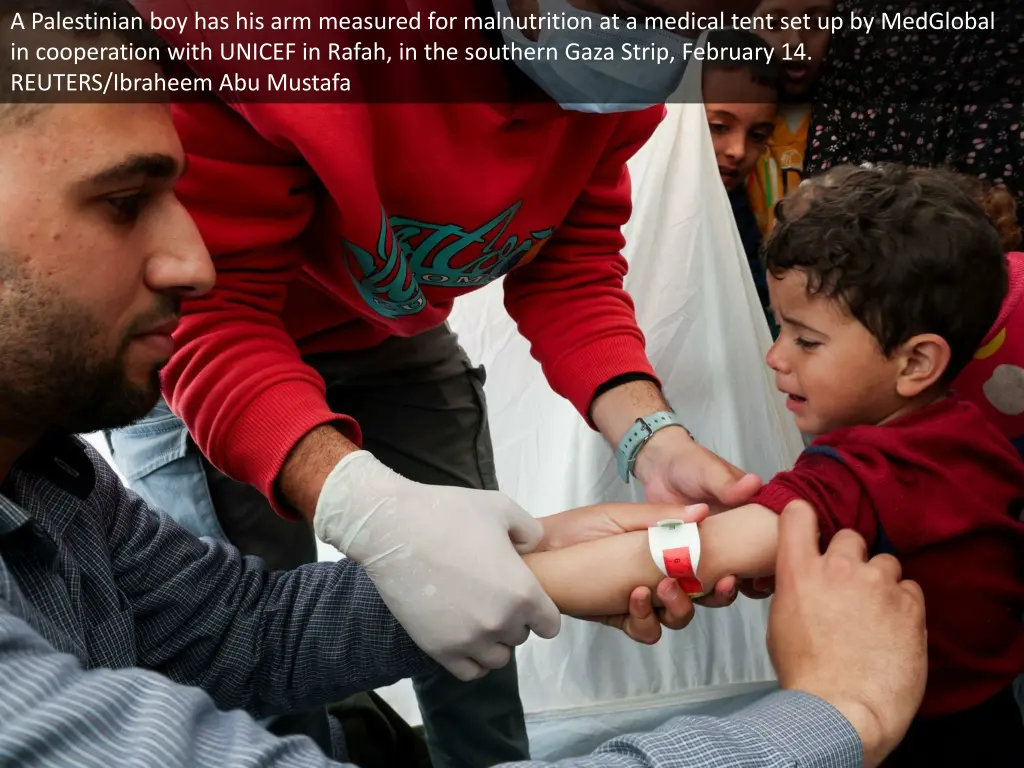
{"left": 522, "top": 503, "right": 783, "bottom": 618}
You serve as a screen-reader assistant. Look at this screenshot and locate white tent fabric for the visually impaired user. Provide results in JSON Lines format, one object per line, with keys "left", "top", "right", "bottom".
{"left": 374, "top": 53, "right": 807, "bottom": 754}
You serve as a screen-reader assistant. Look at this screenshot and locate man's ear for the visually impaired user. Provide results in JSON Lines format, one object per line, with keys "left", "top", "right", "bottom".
{"left": 895, "top": 333, "right": 951, "bottom": 397}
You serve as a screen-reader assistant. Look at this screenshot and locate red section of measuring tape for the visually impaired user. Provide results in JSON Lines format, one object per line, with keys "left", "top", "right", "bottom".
{"left": 662, "top": 546, "right": 704, "bottom": 594}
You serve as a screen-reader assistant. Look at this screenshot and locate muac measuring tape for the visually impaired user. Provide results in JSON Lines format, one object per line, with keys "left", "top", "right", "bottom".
{"left": 648, "top": 519, "right": 709, "bottom": 599}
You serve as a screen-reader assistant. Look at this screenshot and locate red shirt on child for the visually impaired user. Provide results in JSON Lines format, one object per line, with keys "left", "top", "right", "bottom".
{"left": 751, "top": 395, "right": 1024, "bottom": 717}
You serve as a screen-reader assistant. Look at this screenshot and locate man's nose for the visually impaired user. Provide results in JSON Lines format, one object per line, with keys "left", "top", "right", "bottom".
{"left": 145, "top": 201, "right": 215, "bottom": 297}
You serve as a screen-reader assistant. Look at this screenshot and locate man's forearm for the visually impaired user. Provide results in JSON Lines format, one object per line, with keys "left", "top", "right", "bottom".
{"left": 111, "top": 474, "right": 434, "bottom": 714}
{"left": 239, "top": 559, "right": 437, "bottom": 717}
{"left": 278, "top": 425, "right": 360, "bottom": 522}
{"left": 590, "top": 379, "right": 672, "bottom": 446}
{"left": 0, "top": 609, "right": 340, "bottom": 768}
{"left": 493, "top": 690, "right": 863, "bottom": 768}
{"left": 146, "top": 550, "right": 436, "bottom": 717}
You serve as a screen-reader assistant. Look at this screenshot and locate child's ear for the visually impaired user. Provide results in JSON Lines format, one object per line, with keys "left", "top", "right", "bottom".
{"left": 895, "top": 333, "right": 951, "bottom": 397}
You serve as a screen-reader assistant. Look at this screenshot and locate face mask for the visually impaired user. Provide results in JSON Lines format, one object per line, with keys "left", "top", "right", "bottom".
{"left": 490, "top": 0, "right": 696, "bottom": 113}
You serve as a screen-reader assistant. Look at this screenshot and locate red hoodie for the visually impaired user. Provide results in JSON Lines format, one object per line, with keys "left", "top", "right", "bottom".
{"left": 134, "top": 0, "right": 665, "bottom": 508}
{"left": 752, "top": 396, "right": 1024, "bottom": 717}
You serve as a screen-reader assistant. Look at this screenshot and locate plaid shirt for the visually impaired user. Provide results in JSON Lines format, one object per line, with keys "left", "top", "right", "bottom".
{"left": 0, "top": 435, "right": 863, "bottom": 767}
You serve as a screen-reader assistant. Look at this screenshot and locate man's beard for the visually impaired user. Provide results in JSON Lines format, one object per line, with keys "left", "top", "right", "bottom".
{"left": 0, "top": 274, "right": 168, "bottom": 438}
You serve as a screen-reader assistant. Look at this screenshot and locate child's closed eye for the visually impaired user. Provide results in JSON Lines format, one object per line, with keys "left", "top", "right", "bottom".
{"left": 795, "top": 337, "right": 821, "bottom": 350}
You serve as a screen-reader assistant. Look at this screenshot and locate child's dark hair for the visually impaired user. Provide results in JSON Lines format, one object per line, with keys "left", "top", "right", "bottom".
{"left": 764, "top": 163, "right": 1008, "bottom": 382}
{"left": 700, "top": 30, "right": 782, "bottom": 98}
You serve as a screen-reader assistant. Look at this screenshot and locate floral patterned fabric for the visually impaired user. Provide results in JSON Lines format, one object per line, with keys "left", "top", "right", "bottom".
{"left": 804, "top": 0, "right": 1023, "bottom": 206}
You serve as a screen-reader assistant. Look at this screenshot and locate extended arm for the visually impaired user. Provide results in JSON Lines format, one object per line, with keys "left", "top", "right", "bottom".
{"left": 524, "top": 503, "right": 780, "bottom": 617}
{"left": 525, "top": 446, "right": 875, "bottom": 618}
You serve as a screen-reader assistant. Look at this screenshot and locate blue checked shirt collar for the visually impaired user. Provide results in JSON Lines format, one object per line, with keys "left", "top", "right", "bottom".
{"left": 0, "top": 433, "right": 96, "bottom": 537}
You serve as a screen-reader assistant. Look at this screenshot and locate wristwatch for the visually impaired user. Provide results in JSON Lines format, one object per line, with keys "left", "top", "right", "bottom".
{"left": 615, "top": 410, "right": 692, "bottom": 484}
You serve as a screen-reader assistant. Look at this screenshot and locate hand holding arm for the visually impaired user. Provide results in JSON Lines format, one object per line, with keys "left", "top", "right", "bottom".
{"left": 590, "top": 380, "right": 764, "bottom": 514}
{"left": 311, "top": 450, "right": 561, "bottom": 683}
{"left": 768, "top": 502, "right": 928, "bottom": 768}
{"left": 589, "top": 381, "right": 765, "bottom": 608}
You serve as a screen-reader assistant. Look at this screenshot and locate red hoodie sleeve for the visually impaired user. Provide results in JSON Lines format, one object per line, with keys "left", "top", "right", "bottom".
{"left": 751, "top": 449, "right": 878, "bottom": 547}
{"left": 160, "top": 102, "right": 361, "bottom": 515}
{"left": 501, "top": 107, "right": 666, "bottom": 424}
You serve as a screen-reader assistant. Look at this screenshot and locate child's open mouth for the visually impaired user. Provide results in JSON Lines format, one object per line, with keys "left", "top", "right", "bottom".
{"left": 786, "top": 394, "right": 808, "bottom": 411}
{"left": 785, "top": 64, "right": 810, "bottom": 83}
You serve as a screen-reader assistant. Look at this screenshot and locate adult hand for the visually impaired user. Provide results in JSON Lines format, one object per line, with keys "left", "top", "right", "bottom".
{"left": 768, "top": 501, "right": 928, "bottom": 768}
{"left": 536, "top": 502, "right": 712, "bottom": 644}
{"left": 313, "top": 450, "right": 561, "bottom": 682}
{"left": 633, "top": 426, "right": 764, "bottom": 511}
{"left": 633, "top": 426, "right": 763, "bottom": 607}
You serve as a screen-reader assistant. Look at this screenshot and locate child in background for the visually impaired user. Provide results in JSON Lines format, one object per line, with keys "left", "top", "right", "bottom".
{"left": 700, "top": 29, "right": 782, "bottom": 336}
{"left": 523, "top": 164, "right": 1024, "bottom": 766}
{"left": 948, "top": 178, "right": 1024, "bottom": 459}
{"left": 745, "top": 0, "right": 834, "bottom": 237}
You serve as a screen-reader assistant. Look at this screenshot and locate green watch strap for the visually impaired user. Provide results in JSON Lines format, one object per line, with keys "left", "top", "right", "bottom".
{"left": 615, "top": 411, "right": 691, "bottom": 483}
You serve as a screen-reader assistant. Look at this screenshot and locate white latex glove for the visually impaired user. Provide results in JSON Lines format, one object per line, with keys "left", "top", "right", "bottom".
{"left": 313, "top": 450, "right": 562, "bottom": 681}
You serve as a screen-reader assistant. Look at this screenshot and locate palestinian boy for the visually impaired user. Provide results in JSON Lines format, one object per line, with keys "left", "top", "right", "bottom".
{"left": 523, "top": 164, "right": 1024, "bottom": 767}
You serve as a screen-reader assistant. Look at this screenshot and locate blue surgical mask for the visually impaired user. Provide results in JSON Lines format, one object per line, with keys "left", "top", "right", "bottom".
{"left": 490, "top": 0, "right": 696, "bottom": 113}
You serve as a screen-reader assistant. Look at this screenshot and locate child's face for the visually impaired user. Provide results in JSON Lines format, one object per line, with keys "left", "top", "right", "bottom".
{"left": 754, "top": 0, "right": 834, "bottom": 99}
{"left": 702, "top": 68, "right": 777, "bottom": 190}
{"left": 765, "top": 269, "right": 904, "bottom": 435}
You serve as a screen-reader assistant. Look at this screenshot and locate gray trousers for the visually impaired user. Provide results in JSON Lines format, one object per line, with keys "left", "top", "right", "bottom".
{"left": 105, "top": 324, "right": 529, "bottom": 768}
